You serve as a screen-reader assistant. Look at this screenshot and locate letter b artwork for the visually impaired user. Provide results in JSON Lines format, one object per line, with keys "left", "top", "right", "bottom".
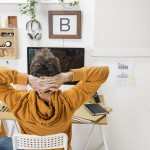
{"left": 48, "top": 11, "right": 81, "bottom": 39}
{"left": 60, "top": 18, "right": 70, "bottom": 31}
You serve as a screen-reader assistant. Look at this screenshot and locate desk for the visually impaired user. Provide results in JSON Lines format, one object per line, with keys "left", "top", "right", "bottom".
{"left": 72, "top": 95, "right": 111, "bottom": 150}
{"left": 0, "top": 95, "right": 111, "bottom": 150}
{"left": 73, "top": 95, "right": 111, "bottom": 124}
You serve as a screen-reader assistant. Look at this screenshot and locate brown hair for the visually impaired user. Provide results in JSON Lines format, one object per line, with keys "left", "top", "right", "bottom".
{"left": 30, "top": 48, "right": 61, "bottom": 77}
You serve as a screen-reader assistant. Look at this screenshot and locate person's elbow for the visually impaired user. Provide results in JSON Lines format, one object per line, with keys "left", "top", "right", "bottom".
{"left": 105, "top": 66, "right": 110, "bottom": 78}
{"left": 100, "top": 66, "right": 110, "bottom": 83}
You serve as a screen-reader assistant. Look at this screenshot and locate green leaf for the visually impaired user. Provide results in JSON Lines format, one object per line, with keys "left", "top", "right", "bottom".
{"left": 18, "top": 0, "right": 79, "bottom": 20}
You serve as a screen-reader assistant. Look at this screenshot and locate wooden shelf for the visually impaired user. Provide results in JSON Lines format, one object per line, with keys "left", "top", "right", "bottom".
{"left": 0, "top": 47, "right": 15, "bottom": 49}
{"left": 0, "top": 28, "right": 18, "bottom": 58}
{"left": 0, "top": 37, "right": 14, "bottom": 39}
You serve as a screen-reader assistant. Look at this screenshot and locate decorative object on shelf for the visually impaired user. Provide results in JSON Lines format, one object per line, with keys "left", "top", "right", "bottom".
{"left": 8, "top": 16, "right": 17, "bottom": 28}
{"left": 0, "top": 44, "right": 5, "bottom": 47}
{"left": 48, "top": 11, "right": 81, "bottom": 39}
{"left": 1, "top": 32, "right": 14, "bottom": 37}
{"left": 3, "top": 49, "right": 9, "bottom": 56}
{"left": 0, "top": 16, "right": 7, "bottom": 28}
{"left": 5, "top": 41, "right": 11, "bottom": 47}
{"left": 18, "top": 0, "right": 42, "bottom": 41}
{"left": 0, "top": 49, "right": 5, "bottom": 57}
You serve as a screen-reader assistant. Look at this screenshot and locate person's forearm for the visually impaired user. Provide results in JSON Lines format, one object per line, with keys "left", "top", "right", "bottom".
{"left": 0, "top": 67, "right": 28, "bottom": 85}
{"left": 65, "top": 71, "right": 73, "bottom": 82}
{"left": 28, "top": 75, "right": 38, "bottom": 86}
{"left": 71, "top": 66, "right": 109, "bottom": 83}
{"left": 28, "top": 75, "right": 59, "bottom": 93}
{"left": 53, "top": 71, "right": 73, "bottom": 85}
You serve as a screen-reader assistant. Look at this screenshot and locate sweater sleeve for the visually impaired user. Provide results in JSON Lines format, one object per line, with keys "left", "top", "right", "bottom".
{"left": 0, "top": 67, "right": 28, "bottom": 85}
{"left": 63, "top": 66, "right": 109, "bottom": 111}
{"left": 0, "top": 67, "right": 28, "bottom": 108}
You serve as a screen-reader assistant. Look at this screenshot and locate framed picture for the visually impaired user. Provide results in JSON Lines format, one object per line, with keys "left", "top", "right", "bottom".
{"left": 48, "top": 11, "right": 81, "bottom": 39}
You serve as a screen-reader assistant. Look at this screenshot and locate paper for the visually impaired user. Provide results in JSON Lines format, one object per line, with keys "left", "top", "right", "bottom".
{"left": 113, "top": 62, "right": 136, "bottom": 88}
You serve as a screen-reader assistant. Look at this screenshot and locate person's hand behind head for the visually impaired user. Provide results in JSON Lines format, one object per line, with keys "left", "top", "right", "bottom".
{"left": 54, "top": 72, "right": 73, "bottom": 86}
{"left": 53, "top": 73, "right": 68, "bottom": 87}
{"left": 28, "top": 75, "right": 59, "bottom": 93}
{"left": 28, "top": 72, "right": 73, "bottom": 94}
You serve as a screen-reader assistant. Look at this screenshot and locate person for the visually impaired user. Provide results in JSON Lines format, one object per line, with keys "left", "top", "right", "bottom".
{"left": 0, "top": 136, "right": 13, "bottom": 150}
{"left": 0, "top": 48, "right": 109, "bottom": 150}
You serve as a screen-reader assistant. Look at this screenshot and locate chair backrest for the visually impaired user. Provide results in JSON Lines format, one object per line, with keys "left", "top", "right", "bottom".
{"left": 12, "top": 133, "right": 68, "bottom": 150}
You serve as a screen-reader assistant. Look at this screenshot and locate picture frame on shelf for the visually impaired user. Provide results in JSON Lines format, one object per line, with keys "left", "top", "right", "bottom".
{"left": 48, "top": 11, "right": 81, "bottom": 39}
{"left": 8, "top": 16, "right": 17, "bottom": 28}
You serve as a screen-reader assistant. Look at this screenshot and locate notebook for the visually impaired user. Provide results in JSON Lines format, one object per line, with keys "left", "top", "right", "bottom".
{"left": 84, "top": 104, "right": 108, "bottom": 116}
{"left": 72, "top": 116, "right": 93, "bottom": 123}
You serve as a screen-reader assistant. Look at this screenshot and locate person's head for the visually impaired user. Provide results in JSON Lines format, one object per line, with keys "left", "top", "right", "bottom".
{"left": 30, "top": 48, "right": 61, "bottom": 77}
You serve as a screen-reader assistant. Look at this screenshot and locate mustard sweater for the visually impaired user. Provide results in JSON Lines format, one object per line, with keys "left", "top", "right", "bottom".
{"left": 0, "top": 66, "right": 109, "bottom": 150}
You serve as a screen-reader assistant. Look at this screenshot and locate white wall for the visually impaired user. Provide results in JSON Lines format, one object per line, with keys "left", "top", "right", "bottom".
{"left": 0, "top": 0, "right": 95, "bottom": 72}
{"left": 93, "top": 0, "right": 150, "bottom": 150}
{"left": 1, "top": 0, "right": 150, "bottom": 150}
{"left": 94, "top": 0, "right": 150, "bottom": 48}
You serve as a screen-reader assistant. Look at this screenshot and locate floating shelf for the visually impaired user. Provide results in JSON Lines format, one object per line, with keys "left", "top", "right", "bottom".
{"left": 0, "top": 28, "right": 18, "bottom": 58}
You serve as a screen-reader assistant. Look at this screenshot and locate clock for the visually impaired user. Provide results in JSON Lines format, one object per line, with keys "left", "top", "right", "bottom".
{"left": 5, "top": 41, "right": 11, "bottom": 47}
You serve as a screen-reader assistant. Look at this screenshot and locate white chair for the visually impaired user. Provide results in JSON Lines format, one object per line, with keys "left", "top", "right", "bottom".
{"left": 12, "top": 133, "right": 68, "bottom": 150}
